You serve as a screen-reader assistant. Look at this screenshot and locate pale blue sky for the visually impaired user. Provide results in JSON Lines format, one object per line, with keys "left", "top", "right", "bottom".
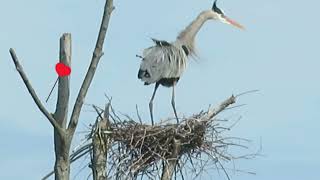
{"left": 1, "top": 0, "right": 319, "bottom": 179}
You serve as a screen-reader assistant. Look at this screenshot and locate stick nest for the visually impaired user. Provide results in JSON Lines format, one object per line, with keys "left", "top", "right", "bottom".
{"left": 71, "top": 95, "right": 256, "bottom": 179}
{"left": 110, "top": 115, "right": 207, "bottom": 175}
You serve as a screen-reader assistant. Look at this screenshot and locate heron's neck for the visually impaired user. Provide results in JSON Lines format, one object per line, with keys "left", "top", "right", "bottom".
{"left": 177, "top": 10, "right": 214, "bottom": 55}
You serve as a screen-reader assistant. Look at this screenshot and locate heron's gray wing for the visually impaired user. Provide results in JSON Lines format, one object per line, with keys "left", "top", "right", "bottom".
{"left": 140, "top": 46, "right": 170, "bottom": 84}
{"left": 140, "top": 45, "right": 186, "bottom": 85}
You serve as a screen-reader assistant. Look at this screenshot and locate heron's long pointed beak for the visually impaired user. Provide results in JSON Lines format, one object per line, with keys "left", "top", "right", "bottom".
{"left": 223, "top": 16, "right": 245, "bottom": 30}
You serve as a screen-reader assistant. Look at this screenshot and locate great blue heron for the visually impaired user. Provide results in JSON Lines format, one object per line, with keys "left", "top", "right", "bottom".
{"left": 138, "top": 0, "right": 244, "bottom": 125}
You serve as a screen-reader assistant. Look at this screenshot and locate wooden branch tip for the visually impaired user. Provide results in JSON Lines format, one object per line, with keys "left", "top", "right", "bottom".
{"left": 104, "top": 103, "right": 111, "bottom": 120}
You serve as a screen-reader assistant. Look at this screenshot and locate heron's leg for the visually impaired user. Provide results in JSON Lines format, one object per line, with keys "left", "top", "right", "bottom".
{"left": 149, "top": 83, "right": 160, "bottom": 126}
{"left": 171, "top": 81, "right": 179, "bottom": 123}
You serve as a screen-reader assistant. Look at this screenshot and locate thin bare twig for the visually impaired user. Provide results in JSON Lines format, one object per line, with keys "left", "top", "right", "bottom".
{"left": 235, "top": 89, "right": 259, "bottom": 98}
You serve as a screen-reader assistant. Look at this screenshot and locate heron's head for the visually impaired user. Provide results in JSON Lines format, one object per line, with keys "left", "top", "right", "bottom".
{"left": 209, "top": 0, "right": 244, "bottom": 29}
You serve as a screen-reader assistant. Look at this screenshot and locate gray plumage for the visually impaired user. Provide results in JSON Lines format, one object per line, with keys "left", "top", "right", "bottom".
{"left": 138, "top": 39, "right": 188, "bottom": 86}
{"left": 137, "top": 0, "right": 243, "bottom": 125}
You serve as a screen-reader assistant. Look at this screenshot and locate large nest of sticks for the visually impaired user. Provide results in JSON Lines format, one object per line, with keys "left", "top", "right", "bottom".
{"left": 110, "top": 117, "right": 207, "bottom": 174}
{"left": 70, "top": 95, "right": 256, "bottom": 180}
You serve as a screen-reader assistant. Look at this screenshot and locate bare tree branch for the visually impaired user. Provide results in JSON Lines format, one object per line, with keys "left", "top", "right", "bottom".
{"left": 205, "top": 95, "right": 236, "bottom": 120}
{"left": 9, "top": 48, "right": 63, "bottom": 135}
{"left": 68, "top": 0, "right": 114, "bottom": 135}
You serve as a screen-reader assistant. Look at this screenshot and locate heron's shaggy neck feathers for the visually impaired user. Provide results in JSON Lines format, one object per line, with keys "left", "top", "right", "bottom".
{"left": 177, "top": 10, "right": 216, "bottom": 56}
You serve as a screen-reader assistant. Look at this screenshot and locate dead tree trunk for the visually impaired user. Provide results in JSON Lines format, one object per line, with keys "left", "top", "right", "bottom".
{"left": 53, "top": 33, "right": 72, "bottom": 180}
{"left": 161, "top": 139, "right": 181, "bottom": 180}
{"left": 54, "top": 133, "right": 71, "bottom": 180}
{"left": 91, "top": 104, "right": 110, "bottom": 180}
{"left": 9, "top": 1, "right": 114, "bottom": 180}
{"left": 92, "top": 129, "right": 108, "bottom": 180}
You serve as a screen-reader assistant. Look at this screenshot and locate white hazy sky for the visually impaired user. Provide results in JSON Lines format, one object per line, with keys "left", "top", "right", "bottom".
{"left": 1, "top": 0, "right": 319, "bottom": 179}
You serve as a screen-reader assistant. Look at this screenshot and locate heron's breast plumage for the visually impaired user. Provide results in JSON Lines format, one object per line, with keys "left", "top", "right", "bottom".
{"left": 138, "top": 41, "right": 188, "bottom": 86}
